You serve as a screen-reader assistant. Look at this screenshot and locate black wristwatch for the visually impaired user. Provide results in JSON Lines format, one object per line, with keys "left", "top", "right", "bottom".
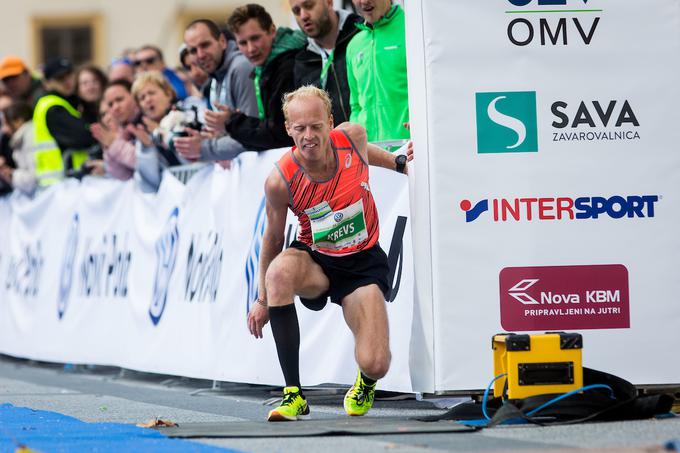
{"left": 395, "top": 154, "right": 407, "bottom": 174}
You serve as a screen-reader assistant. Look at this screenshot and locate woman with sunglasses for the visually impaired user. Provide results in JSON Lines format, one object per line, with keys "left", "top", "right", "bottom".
{"left": 132, "top": 45, "right": 188, "bottom": 101}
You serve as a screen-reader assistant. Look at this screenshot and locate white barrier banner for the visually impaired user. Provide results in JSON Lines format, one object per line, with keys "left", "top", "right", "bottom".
{"left": 0, "top": 150, "right": 414, "bottom": 392}
{"left": 407, "top": 0, "right": 680, "bottom": 391}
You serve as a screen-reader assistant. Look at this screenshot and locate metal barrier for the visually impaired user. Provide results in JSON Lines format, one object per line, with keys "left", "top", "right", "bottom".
{"left": 167, "top": 162, "right": 209, "bottom": 184}
{"left": 375, "top": 139, "right": 409, "bottom": 152}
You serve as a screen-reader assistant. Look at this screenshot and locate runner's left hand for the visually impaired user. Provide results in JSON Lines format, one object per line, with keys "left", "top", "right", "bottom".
{"left": 406, "top": 140, "right": 414, "bottom": 161}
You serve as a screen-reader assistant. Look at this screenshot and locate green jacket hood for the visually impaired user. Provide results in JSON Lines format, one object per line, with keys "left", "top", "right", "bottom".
{"left": 263, "top": 27, "right": 306, "bottom": 68}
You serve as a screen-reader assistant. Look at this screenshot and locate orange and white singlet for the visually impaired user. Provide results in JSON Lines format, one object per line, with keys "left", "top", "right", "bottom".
{"left": 275, "top": 129, "right": 379, "bottom": 256}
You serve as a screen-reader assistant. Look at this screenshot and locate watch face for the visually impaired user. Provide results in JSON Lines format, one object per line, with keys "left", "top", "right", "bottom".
{"left": 395, "top": 154, "right": 407, "bottom": 173}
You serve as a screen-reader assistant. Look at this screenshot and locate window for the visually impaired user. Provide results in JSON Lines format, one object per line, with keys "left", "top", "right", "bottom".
{"left": 32, "top": 16, "right": 103, "bottom": 67}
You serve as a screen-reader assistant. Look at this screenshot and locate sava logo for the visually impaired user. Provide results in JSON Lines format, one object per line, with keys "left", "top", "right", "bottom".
{"left": 551, "top": 99, "right": 640, "bottom": 143}
{"left": 57, "top": 213, "right": 80, "bottom": 319}
{"left": 149, "top": 207, "right": 180, "bottom": 326}
{"left": 476, "top": 91, "right": 640, "bottom": 151}
{"left": 476, "top": 91, "right": 538, "bottom": 154}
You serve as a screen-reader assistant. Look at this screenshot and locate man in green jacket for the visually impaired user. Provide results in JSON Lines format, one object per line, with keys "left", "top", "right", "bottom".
{"left": 346, "top": 0, "right": 409, "bottom": 143}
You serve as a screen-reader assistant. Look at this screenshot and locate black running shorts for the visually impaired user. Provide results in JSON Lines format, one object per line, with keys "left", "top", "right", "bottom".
{"left": 288, "top": 240, "right": 390, "bottom": 310}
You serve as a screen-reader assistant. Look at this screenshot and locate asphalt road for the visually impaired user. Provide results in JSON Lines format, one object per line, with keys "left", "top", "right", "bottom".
{"left": 0, "top": 355, "right": 679, "bottom": 453}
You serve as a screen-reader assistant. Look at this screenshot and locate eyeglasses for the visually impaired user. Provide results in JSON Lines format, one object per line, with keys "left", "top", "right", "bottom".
{"left": 133, "top": 56, "right": 159, "bottom": 67}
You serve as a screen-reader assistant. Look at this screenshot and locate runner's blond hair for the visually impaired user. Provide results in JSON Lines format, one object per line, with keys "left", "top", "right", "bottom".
{"left": 282, "top": 85, "right": 332, "bottom": 122}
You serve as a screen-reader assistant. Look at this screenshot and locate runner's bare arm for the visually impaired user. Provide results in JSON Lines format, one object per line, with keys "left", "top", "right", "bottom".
{"left": 247, "top": 169, "right": 290, "bottom": 339}
{"left": 335, "top": 122, "right": 411, "bottom": 173}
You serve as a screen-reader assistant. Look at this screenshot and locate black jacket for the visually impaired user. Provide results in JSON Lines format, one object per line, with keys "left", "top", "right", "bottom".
{"left": 226, "top": 49, "right": 299, "bottom": 151}
{"left": 0, "top": 133, "right": 14, "bottom": 195}
{"left": 294, "top": 13, "right": 362, "bottom": 125}
{"left": 43, "top": 92, "right": 101, "bottom": 168}
{"left": 43, "top": 92, "right": 97, "bottom": 152}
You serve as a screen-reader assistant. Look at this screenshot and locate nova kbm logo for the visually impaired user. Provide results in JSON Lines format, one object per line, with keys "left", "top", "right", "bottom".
{"left": 476, "top": 91, "right": 538, "bottom": 154}
{"left": 499, "top": 265, "right": 629, "bottom": 331}
{"left": 149, "top": 207, "right": 180, "bottom": 326}
{"left": 508, "top": 279, "right": 540, "bottom": 304}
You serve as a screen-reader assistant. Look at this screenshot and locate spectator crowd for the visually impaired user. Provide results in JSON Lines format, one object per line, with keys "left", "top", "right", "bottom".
{"left": 0, "top": 0, "right": 409, "bottom": 196}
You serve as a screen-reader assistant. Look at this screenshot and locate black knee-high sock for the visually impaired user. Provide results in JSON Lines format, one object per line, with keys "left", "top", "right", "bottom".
{"left": 361, "top": 373, "right": 377, "bottom": 386}
{"left": 268, "top": 304, "right": 300, "bottom": 388}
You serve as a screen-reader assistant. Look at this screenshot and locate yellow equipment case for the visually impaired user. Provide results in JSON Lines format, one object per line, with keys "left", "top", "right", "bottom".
{"left": 492, "top": 332, "right": 583, "bottom": 400}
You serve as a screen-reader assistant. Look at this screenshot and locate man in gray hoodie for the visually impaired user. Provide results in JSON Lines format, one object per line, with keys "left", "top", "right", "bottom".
{"left": 175, "top": 19, "right": 258, "bottom": 161}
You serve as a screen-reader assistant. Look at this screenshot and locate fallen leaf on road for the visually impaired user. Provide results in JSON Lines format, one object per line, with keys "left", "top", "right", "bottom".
{"left": 136, "top": 418, "right": 178, "bottom": 428}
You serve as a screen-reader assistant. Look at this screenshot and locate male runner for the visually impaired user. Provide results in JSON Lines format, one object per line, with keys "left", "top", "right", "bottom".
{"left": 247, "top": 85, "right": 411, "bottom": 421}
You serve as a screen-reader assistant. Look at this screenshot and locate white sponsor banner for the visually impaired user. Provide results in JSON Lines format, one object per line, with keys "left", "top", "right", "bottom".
{"left": 0, "top": 149, "right": 414, "bottom": 392}
{"left": 407, "top": 0, "right": 680, "bottom": 390}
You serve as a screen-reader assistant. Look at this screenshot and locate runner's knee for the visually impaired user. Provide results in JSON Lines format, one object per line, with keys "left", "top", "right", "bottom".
{"left": 265, "top": 253, "right": 303, "bottom": 302}
{"left": 357, "top": 348, "right": 391, "bottom": 380}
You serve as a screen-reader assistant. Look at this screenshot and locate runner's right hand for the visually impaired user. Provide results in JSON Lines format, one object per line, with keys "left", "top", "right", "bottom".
{"left": 247, "top": 302, "right": 269, "bottom": 339}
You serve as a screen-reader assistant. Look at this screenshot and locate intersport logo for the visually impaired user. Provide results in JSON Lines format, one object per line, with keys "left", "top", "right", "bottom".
{"left": 476, "top": 91, "right": 538, "bottom": 154}
{"left": 499, "top": 265, "right": 629, "bottom": 331}
{"left": 460, "top": 195, "right": 659, "bottom": 223}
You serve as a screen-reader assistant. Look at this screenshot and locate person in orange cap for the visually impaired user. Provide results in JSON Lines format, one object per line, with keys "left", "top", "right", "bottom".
{"left": 0, "top": 55, "right": 45, "bottom": 107}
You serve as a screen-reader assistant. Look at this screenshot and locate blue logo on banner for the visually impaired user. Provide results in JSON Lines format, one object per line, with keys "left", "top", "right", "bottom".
{"left": 57, "top": 213, "right": 79, "bottom": 319}
{"left": 245, "top": 197, "right": 266, "bottom": 314}
{"left": 149, "top": 207, "right": 180, "bottom": 326}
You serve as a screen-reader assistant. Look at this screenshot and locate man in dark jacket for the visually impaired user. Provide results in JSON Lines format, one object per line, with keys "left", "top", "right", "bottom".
{"left": 291, "top": 0, "right": 361, "bottom": 125}
{"left": 225, "top": 4, "right": 306, "bottom": 151}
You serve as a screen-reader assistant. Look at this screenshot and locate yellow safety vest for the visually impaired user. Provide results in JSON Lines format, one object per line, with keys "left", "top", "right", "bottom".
{"left": 32, "top": 95, "right": 89, "bottom": 187}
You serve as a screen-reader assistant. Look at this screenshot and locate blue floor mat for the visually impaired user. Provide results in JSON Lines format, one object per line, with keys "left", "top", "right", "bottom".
{"left": 0, "top": 403, "right": 241, "bottom": 453}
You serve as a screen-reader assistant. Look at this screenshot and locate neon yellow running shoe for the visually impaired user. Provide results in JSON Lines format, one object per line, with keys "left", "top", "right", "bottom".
{"left": 267, "top": 386, "right": 310, "bottom": 421}
{"left": 344, "top": 371, "right": 376, "bottom": 416}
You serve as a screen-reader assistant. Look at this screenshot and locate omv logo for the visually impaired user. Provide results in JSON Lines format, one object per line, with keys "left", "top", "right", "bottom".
{"left": 476, "top": 91, "right": 538, "bottom": 154}
{"left": 149, "top": 207, "right": 180, "bottom": 326}
{"left": 460, "top": 199, "right": 489, "bottom": 223}
{"left": 245, "top": 197, "right": 266, "bottom": 314}
{"left": 57, "top": 213, "right": 79, "bottom": 320}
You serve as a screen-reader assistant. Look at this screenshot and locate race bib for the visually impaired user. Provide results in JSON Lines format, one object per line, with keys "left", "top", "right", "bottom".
{"left": 305, "top": 199, "right": 368, "bottom": 251}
